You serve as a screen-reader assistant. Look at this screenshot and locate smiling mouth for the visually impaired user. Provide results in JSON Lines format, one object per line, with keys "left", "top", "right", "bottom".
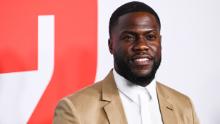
{"left": 131, "top": 55, "right": 153, "bottom": 66}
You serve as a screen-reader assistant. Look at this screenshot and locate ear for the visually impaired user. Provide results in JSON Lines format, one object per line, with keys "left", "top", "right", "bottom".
{"left": 108, "top": 38, "right": 113, "bottom": 54}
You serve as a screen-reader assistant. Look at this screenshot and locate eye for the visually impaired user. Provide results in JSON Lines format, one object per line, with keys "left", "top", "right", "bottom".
{"left": 121, "top": 34, "right": 136, "bottom": 42}
{"left": 145, "top": 34, "right": 157, "bottom": 41}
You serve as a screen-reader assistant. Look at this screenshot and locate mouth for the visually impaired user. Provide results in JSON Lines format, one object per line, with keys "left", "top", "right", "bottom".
{"left": 130, "top": 55, "right": 153, "bottom": 66}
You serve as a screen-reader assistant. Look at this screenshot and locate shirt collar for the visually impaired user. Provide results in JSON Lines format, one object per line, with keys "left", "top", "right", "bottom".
{"left": 113, "top": 69, "right": 157, "bottom": 104}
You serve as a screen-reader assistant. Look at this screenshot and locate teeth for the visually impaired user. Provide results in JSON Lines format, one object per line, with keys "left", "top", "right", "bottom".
{"left": 132, "top": 58, "right": 150, "bottom": 65}
{"left": 134, "top": 58, "right": 149, "bottom": 62}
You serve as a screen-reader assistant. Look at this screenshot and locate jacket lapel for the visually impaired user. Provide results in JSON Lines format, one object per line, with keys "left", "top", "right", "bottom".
{"left": 101, "top": 70, "right": 127, "bottom": 124}
{"left": 157, "top": 83, "right": 178, "bottom": 124}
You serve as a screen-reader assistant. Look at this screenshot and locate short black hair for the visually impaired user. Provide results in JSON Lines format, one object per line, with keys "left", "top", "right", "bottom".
{"left": 109, "top": 1, "right": 161, "bottom": 36}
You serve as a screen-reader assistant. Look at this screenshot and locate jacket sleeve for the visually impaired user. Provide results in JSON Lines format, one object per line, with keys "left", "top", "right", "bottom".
{"left": 193, "top": 110, "right": 200, "bottom": 124}
{"left": 53, "top": 98, "right": 81, "bottom": 124}
{"left": 190, "top": 99, "right": 200, "bottom": 124}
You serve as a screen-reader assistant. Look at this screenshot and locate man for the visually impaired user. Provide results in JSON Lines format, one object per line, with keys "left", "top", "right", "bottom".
{"left": 53, "top": 1, "right": 199, "bottom": 124}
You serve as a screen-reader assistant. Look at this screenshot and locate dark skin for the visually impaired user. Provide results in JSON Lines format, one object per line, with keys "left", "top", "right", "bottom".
{"left": 109, "top": 12, "right": 162, "bottom": 87}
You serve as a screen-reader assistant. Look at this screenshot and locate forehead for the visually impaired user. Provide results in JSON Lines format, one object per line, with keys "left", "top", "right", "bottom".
{"left": 116, "top": 12, "right": 159, "bottom": 31}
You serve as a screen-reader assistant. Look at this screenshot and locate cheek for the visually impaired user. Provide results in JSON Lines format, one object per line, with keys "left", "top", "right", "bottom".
{"left": 154, "top": 45, "right": 162, "bottom": 60}
{"left": 115, "top": 43, "right": 131, "bottom": 56}
{"left": 150, "top": 43, "right": 161, "bottom": 55}
{"left": 113, "top": 45, "right": 125, "bottom": 60}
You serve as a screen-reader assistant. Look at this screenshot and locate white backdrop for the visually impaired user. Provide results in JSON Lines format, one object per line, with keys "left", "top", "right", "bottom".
{"left": 96, "top": 0, "right": 220, "bottom": 124}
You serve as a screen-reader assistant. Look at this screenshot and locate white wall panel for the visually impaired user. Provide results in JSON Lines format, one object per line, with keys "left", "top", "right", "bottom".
{"left": 97, "top": 0, "right": 220, "bottom": 124}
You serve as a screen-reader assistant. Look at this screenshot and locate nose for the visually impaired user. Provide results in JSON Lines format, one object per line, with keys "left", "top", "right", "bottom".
{"left": 132, "top": 37, "right": 149, "bottom": 52}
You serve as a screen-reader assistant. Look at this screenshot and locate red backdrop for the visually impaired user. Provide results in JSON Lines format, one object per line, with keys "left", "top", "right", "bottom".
{"left": 0, "top": 0, "right": 97, "bottom": 123}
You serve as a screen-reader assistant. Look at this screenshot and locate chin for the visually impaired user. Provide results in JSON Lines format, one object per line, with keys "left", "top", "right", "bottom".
{"left": 132, "top": 68, "right": 152, "bottom": 77}
{"left": 128, "top": 65, "right": 159, "bottom": 84}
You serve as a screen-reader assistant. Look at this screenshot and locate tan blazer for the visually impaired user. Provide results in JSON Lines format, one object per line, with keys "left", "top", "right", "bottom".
{"left": 53, "top": 70, "right": 199, "bottom": 124}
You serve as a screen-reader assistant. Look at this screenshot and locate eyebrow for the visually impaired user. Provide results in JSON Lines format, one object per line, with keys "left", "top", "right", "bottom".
{"left": 120, "top": 29, "right": 159, "bottom": 35}
{"left": 120, "top": 31, "right": 137, "bottom": 35}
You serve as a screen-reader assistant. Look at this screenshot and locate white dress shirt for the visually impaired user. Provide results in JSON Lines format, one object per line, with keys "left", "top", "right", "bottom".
{"left": 113, "top": 69, "right": 163, "bottom": 124}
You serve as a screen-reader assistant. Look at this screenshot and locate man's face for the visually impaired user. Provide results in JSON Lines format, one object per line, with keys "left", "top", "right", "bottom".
{"left": 109, "top": 12, "right": 161, "bottom": 86}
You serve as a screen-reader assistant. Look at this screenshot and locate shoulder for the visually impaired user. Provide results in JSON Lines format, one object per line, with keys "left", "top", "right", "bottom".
{"left": 157, "top": 82, "right": 194, "bottom": 108}
{"left": 157, "top": 82, "right": 199, "bottom": 123}
{"left": 54, "top": 81, "right": 104, "bottom": 117}
{"left": 157, "top": 82, "right": 190, "bottom": 100}
{"left": 64, "top": 80, "right": 103, "bottom": 105}
{"left": 56, "top": 70, "right": 115, "bottom": 111}
{"left": 53, "top": 81, "right": 104, "bottom": 123}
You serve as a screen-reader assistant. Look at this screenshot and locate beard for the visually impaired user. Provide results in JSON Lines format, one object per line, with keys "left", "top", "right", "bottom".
{"left": 114, "top": 54, "right": 161, "bottom": 87}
